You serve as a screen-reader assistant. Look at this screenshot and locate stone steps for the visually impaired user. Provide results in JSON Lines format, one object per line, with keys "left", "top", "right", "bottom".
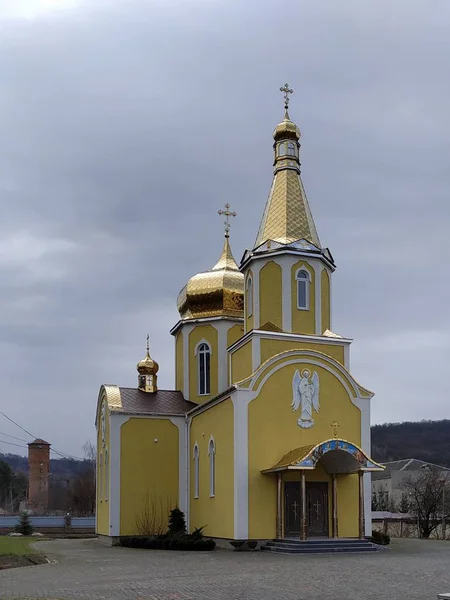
{"left": 261, "top": 538, "right": 379, "bottom": 554}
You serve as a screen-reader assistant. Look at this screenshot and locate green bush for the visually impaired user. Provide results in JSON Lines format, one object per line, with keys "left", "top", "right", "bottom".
{"left": 168, "top": 508, "right": 186, "bottom": 534}
{"left": 15, "top": 512, "right": 33, "bottom": 536}
{"left": 371, "top": 530, "right": 390, "bottom": 545}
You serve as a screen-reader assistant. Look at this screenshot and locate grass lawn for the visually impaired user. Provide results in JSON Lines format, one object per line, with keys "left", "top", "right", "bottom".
{"left": 0, "top": 536, "right": 41, "bottom": 556}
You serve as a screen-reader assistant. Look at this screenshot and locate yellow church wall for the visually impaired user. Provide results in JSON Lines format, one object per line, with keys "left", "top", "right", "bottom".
{"left": 337, "top": 474, "right": 359, "bottom": 537}
{"left": 291, "top": 260, "right": 315, "bottom": 335}
{"left": 245, "top": 270, "right": 254, "bottom": 333}
{"left": 96, "top": 399, "right": 110, "bottom": 536}
{"left": 189, "top": 399, "right": 234, "bottom": 538}
{"left": 120, "top": 418, "right": 179, "bottom": 536}
{"left": 247, "top": 359, "right": 361, "bottom": 539}
{"left": 227, "top": 324, "right": 244, "bottom": 349}
{"left": 260, "top": 338, "right": 345, "bottom": 366}
{"left": 189, "top": 324, "right": 218, "bottom": 403}
{"left": 259, "top": 261, "right": 283, "bottom": 330}
{"left": 321, "top": 269, "right": 331, "bottom": 333}
{"left": 175, "top": 332, "right": 183, "bottom": 391}
{"left": 230, "top": 339, "right": 253, "bottom": 384}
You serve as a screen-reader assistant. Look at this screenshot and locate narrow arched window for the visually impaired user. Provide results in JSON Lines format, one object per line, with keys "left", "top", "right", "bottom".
{"left": 287, "top": 142, "right": 296, "bottom": 156}
{"left": 198, "top": 343, "right": 211, "bottom": 395}
{"left": 193, "top": 444, "right": 200, "bottom": 499}
{"left": 246, "top": 276, "right": 253, "bottom": 317}
{"left": 296, "top": 269, "right": 310, "bottom": 310}
{"left": 208, "top": 438, "right": 216, "bottom": 498}
{"left": 104, "top": 448, "right": 109, "bottom": 501}
{"left": 98, "top": 452, "right": 103, "bottom": 502}
{"left": 278, "top": 142, "right": 287, "bottom": 156}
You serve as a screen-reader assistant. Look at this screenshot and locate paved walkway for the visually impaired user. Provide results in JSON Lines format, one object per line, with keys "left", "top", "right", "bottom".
{"left": 1, "top": 537, "right": 449, "bottom": 599}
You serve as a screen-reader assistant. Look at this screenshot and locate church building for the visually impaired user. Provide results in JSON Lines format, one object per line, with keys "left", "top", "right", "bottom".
{"left": 95, "top": 85, "right": 383, "bottom": 545}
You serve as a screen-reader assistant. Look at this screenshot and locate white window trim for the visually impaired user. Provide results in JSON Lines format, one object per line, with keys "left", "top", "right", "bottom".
{"left": 208, "top": 436, "right": 216, "bottom": 498}
{"left": 295, "top": 268, "right": 311, "bottom": 311}
{"left": 193, "top": 443, "right": 199, "bottom": 499}
{"left": 196, "top": 341, "right": 211, "bottom": 396}
{"left": 246, "top": 276, "right": 253, "bottom": 317}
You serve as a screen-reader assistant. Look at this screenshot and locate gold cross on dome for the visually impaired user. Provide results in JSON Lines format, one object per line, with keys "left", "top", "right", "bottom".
{"left": 146, "top": 333, "right": 150, "bottom": 353}
{"left": 331, "top": 420, "right": 340, "bottom": 439}
{"left": 280, "top": 83, "right": 294, "bottom": 110}
{"left": 218, "top": 203, "right": 237, "bottom": 238}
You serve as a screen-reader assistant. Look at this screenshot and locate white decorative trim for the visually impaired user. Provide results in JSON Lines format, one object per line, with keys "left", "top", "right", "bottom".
{"left": 109, "top": 414, "right": 131, "bottom": 537}
{"left": 352, "top": 393, "right": 372, "bottom": 536}
{"left": 169, "top": 417, "right": 188, "bottom": 516}
{"left": 252, "top": 336, "right": 261, "bottom": 372}
{"left": 228, "top": 328, "right": 352, "bottom": 355}
{"left": 194, "top": 338, "right": 212, "bottom": 356}
{"left": 240, "top": 248, "right": 335, "bottom": 272}
{"left": 170, "top": 316, "right": 243, "bottom": 336}
{"left": 185, "top": 417, "right": 190, "bottom": 530}
{"left": 182, "top": 323, "right": 194, "bottom": 398}
{"left": 231, "top": 389, "right": 257, "bottom": 539}
{"left": 344, "top": 344, "right": 350, "bottom": 370}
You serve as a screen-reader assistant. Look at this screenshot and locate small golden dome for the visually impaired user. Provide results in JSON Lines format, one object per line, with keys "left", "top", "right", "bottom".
{"left": 177, "top": 237, "right": 244, "bottom": 320}
{"left": 273, "top": 109, "right": 301, "bottom": 141}
{"left": 137, "top": 349, "right": 159, "bottom": 376}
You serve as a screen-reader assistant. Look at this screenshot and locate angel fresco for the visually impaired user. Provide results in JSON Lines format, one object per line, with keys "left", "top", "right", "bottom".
{"left": 291, "top": 369, "right": 320, "bottom": 429}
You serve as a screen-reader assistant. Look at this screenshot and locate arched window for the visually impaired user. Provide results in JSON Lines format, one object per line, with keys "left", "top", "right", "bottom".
{"left": 198, "top": 343, "right": 211, "bottom": 395}
{"left": 193, "top": 444, "right": 200, "bottom": 499}
{"left": 208, "top": 438, "right": 216, "bottom": 498}
{"left": 246, "top": 276, "right": 253, "bottom": 317}
{"left": 287, "top": 142, "right": 296, "bottom": 156}
{"left": 104, "top": 448, "right": 109, "bottom": 501}
{"left": 278, "top": 142, "right": 287, "bottom": 156}
{"left": 98, "top": 452, "right": 103, "bottom": 502}
{"left": 296, "top": 269, "right": 310, "bottom": 310}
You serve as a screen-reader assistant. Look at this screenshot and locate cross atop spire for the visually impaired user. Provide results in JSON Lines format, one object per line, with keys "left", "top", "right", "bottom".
{"left": 218, "top": 203, "right": 237, "bottom": 238}
{"left": 146, "top": 333, "right": 150, "bottom": 354}
{"left": 280, "top": 83, "right": 294, "bottom": 111}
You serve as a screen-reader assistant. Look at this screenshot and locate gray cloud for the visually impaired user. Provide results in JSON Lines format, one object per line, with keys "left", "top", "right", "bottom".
{"left": 0, "top": 0, "right": 449, "bottom": 456}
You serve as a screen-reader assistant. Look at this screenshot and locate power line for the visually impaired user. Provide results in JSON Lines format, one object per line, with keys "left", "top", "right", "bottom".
{"left": 0, "top": 431, "right": 30, "bottom": 443}
{"left": 0, "top": 439, "right": 28, "bottom": 449}
{"left": 0, "top": 410, "right": 36, "bottom": 439}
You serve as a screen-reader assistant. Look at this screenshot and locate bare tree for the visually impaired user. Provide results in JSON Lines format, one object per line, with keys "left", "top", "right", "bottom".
{"left": 69, "top": 441, "right": 96, "bottom": 516}
{"left": 134, "top": 490, "right": 171, "bottom": 536}
{"left": 401, "top": 468, "right": 450, "bottom": 538}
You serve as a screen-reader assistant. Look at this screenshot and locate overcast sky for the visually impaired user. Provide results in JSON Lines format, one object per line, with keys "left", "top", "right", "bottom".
{"left": 0, "top": 0, "right": 449, "bottom": 458}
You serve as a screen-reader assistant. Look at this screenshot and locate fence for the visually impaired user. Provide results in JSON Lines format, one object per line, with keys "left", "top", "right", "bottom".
{"left": 372, "top": 511, "right": 449, "bottom": 540}
{"left": 0, "top": 516, "right": 95, "bottom": 534}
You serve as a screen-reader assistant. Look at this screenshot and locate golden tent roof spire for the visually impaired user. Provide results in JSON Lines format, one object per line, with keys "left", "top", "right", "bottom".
{"left": 253, "top": 84, "right": 321, "bottom": 249}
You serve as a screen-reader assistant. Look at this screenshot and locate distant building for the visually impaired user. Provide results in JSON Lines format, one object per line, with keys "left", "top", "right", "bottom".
{"left": 372, "top": 459, "right": 450, "bottom": 508}
{"left": 27, "top": 439, "right": 50, "bottom": 514}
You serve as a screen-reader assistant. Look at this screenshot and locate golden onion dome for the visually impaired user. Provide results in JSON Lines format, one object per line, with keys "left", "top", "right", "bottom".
{"left": 273, "top": 109, "right": 301, "bottom": 141}
{"left": 177, "top": 236, "right": 244, "bottom": 320}
{"left": 137, "top": 348, "right": 159, "bottom": 376}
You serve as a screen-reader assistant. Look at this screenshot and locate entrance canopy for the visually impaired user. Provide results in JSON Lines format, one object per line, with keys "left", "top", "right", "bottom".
{"left": 262, "top": 438, "right": 384, "bottom": 475}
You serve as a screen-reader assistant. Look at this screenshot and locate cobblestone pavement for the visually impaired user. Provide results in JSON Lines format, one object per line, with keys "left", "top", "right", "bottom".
{"left": 1, "top": 537, "right": 449, "bottom": 600}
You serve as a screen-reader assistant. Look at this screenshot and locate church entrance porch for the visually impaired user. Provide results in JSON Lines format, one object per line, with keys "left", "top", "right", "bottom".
{"left": 265, "top": 438, "right": 384, "bottom": 540}
{"left": 284, "top": 481, "right": 328, "bottom": 537}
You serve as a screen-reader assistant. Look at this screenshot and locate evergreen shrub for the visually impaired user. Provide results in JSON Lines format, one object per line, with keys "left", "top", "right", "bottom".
{"left": 15, "top": 512, "right": 33, "bottom": 536}
{"left": 371, "top": 530, "right": 390, "bottom": 545}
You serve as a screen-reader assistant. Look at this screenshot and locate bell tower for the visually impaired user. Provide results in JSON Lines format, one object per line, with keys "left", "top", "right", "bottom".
{"left": 241, "top": 84, "right": 335, "bottom": 337}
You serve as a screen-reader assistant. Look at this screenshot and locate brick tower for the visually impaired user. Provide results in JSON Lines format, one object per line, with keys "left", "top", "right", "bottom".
{"left": 27, "top": 439, "right": 50, "bottom": 514}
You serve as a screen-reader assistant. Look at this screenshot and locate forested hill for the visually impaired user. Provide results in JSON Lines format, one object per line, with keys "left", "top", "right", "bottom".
{"left": 371, "top": 420, "right": 450, "bottom": 467}
{"left": 2, "top": 420, "right": 450, "bottom": 472}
